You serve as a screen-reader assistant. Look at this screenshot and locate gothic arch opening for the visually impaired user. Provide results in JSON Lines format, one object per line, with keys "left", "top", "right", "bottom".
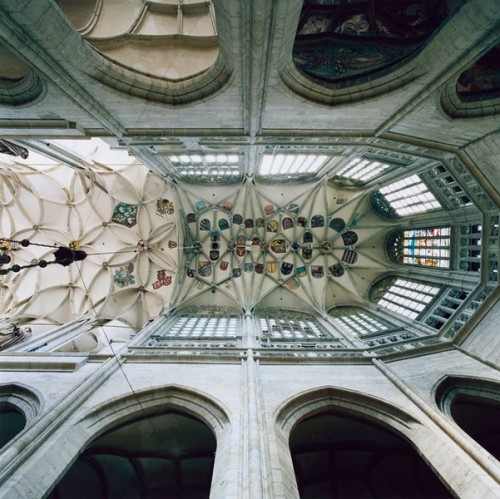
{"left": 49, "top": 410, "right": 217, "bottom": 498}
{"left": 436, "top": 377, "right": 500, "bottom": 462}
{"left": 275, "top": 387, "right": 455, "bottom": 499}
{"left": 289, "top": 410, "right": 452, "bottom": 498}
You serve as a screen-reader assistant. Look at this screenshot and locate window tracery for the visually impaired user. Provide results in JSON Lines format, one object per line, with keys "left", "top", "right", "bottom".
{"left": 258, "top": 152, "right": 330, "bottom": 181}
{"left": 387, "top": 227, "right": 451, "bottom": 268}
{"left": 373, "top": 277, "right": 441, "bottom": 320}
{"left": 150, "top": 308, "right": 240, "bottom": 346}
{"left": 329, "top": 307, "right": 392, "bottom": 337}
{"left": 377, "top": 174, "right": 442, "bottom": 216}
{"left": 334, "top": 157, "right": 394, "bottom": 184}
{"left": 169, "top": 154, "right": 241, "bottom": 183}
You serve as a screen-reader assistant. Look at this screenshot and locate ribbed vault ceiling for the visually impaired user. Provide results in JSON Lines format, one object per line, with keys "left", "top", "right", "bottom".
{"left": 0, "top": 139, "right": 177, "bottom": 332}
{"left": 0, "top": 138, "right": 399, "bottom": 331}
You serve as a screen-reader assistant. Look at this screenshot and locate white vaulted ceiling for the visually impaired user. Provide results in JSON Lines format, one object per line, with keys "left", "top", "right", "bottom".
{"left": 0, "top": 139, "right": 177, "bottom": 333}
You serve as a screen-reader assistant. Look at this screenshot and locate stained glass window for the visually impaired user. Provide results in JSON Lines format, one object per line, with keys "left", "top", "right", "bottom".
{"left": 376, "top": 278, "right": 440, "bottom": 320}
{"left": 389, "top": 227, "right": 451, "bottom": 268}
{"left": 378, "top": 174, "right": 442, "bottom": 216}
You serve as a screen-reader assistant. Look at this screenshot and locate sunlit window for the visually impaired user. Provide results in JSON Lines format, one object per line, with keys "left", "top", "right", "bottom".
{"left": 169, "top": 154, "right": 241, "bottom": 182}
{"left": 330, "top": 310, "right": 390, "bottom": 337}
{"left": 389, "top": 227, "right": 451, "bottom": 268}
{"left": 336, "top": 157, "right": 392, "bottom": 183}
{"left": 165, "top": 313, "right": 238, "bottom": 338}
{"left": 259, "top": 312, "right": 325, "bottom": 340}
{"left": 259, "top": 154, "right": 329, "bottom": 178}
{"left": 376, "top": 278, "right": 440, "bottom": 320}
{"left": 378, "top": 174, "right": 442, "bottom": 216}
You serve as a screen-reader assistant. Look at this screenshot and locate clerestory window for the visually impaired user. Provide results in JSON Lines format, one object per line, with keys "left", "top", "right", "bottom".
{"left": 378, "top": 174, "right": 442, "bottom": 216}
{"left": 167, "top": 314, "right": 239, "bottom": 338}
{"left": 374, "top": 278, "right": 440, "bottom": 320}
{"left": 259, "top": 153, "right": 329, "bottom": 180}
{"left": 329, "top": 308, "right": 391, "bottom": 337}
{"left": 258, "top": 311, "right": 326, "bottom": 341}
{"left": 388, "top": 227, "right": 451, "bottom": 268}
{"left": 335, "top": 157, "right": 393, "bottom": 183}
{"left": 169, "top": 154, "right": 241, "bottom": 183}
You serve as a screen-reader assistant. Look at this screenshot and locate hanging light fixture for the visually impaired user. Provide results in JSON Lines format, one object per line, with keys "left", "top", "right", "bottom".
{"left": 0, "top": 238, "right": 87, "bottom": 275}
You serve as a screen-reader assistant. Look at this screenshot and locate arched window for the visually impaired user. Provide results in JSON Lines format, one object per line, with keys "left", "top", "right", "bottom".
{"left": 259, "top": 310, "right": 324, "bottom": 340}
{"left": 258, "top": 152, "right": 330, "bottom": 181}
{"left": 387, "top": 227, "right": 451, "bottom": 268}
{"left": 333, "top": 156, "right": 395, "bottom": 185}
{"left": 49, "top": 411, "right": 217, "bottom": 498}
{"left": 371, "top": 164, "right": 475, "bottom": 218}
{"left": 375, "top": 174, "right": 442, "bottom": 217}
{"left": 257, "top": 309, "right": 346, "bottom": 349}
{"left": 372, "top": 277, "right": 440, "bottom": 320}
{"left": 330, "top": 307, "right": 391, "bottom": 336}
{"left": 142, "top": 307, "right": 241, "bottom": 349}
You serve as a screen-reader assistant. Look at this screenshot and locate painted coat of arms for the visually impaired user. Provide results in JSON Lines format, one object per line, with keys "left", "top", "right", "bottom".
{"left": 112, "top": 203, "right": 138, "bottom": 227}
{"left": 114, "top": 263, "right": 135, "bottom": 287}
{"left": 156, "top": 199, "right": 174, "bottom": 217}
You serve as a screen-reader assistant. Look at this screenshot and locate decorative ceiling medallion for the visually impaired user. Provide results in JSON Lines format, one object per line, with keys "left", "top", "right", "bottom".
{"left": 69, "top": 240, "right": 80, "bottom": 250}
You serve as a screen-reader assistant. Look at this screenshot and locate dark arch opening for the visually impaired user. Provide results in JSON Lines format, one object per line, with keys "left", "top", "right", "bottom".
{"left": 0, "top": 402, "right": 26, "bottom": 450}
{"left": 450, "top": 394, "right": 500, "bottom": 461}
{"left": 435, "top": 377, "right": 500, "bottom": 462}
{"left": 290, "top": 411, "right": 452, "bottom": 498}
{"left": 49, "top": 411, "right": 217, "bottom": 499}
